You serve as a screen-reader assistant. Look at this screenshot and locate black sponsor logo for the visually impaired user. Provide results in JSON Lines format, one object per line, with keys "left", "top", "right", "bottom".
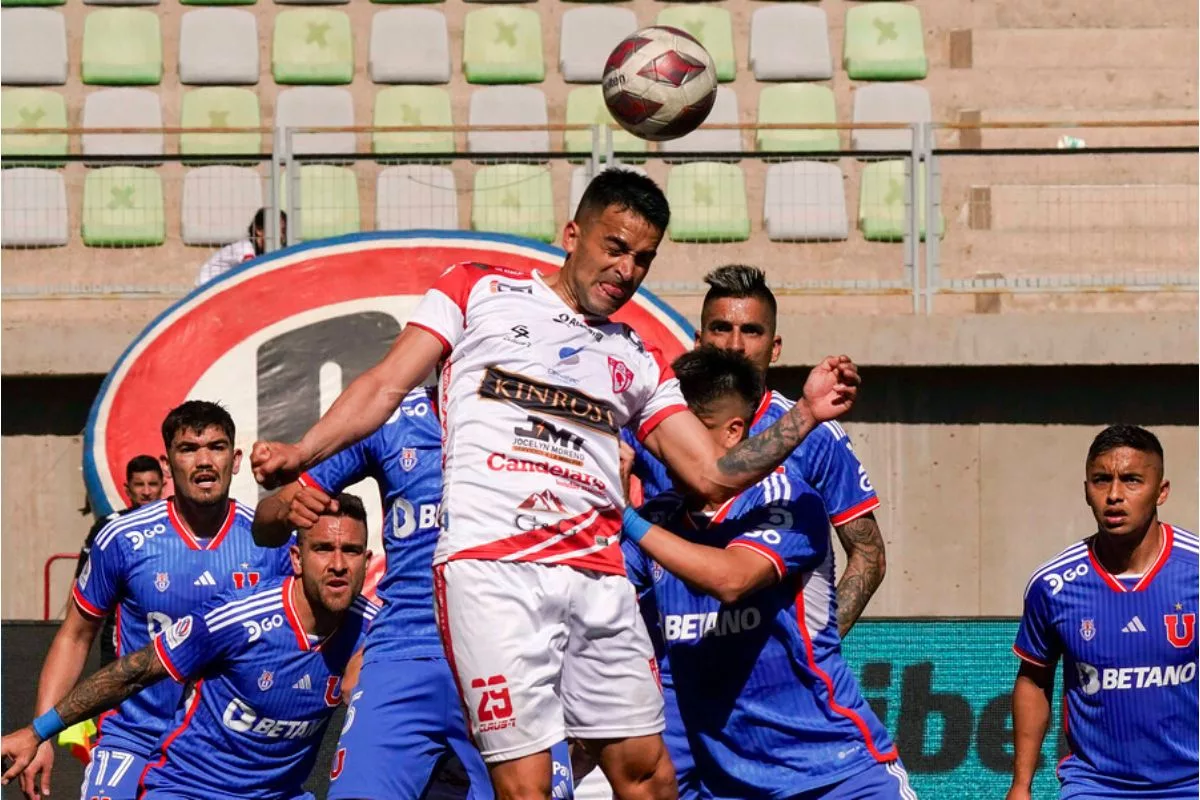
{"left": 553, "top": 312, "right": 603, "bottom": 343}
{"left": 503, "top": 325, "right": 533, "bottom": 348}
{"left": 479, "top": 366, "right": 618, "bottom": 437}
{"left": 513, "top": 415, "right": 585, "bottom": 466}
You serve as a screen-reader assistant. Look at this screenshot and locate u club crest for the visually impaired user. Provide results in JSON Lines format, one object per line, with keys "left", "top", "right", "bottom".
{"left": 258, "top": 669, "right": 274, "bottom": 691}
{"left": 401, "top": 447, "right": 418, "bottom": 473}
{"left": 154, "top": 572, "right": 170, "bottom": 593}
{"left": 1080, "top": 619, "right": 1096, "bottom": 641}
{"left": 1164, "top": 612, "right": 1196, "bottom": 649}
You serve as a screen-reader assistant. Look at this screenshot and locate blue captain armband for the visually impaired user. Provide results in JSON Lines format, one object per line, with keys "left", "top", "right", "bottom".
{"left": 622, "top": 506, "right": 653, "bottom": 544}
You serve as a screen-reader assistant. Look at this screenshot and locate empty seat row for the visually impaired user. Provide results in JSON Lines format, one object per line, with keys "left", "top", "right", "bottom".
{"left": 1, "top": 4, "right": 926, "bottom": 88}
{"left": 0, "top": 161, "right": 944, "bottom": 248}
{"left": 1, "top": 83, "right": 933, "bottom": 163}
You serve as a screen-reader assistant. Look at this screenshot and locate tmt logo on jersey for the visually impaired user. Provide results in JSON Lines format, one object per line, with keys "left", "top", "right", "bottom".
{"left": 154, "top": 572, "right": 170, "bottom": 592}
{"left": 608, "top": 356, "right": 634, "bottom": 393}
{"left": 512, "top": 415, "right": 585, "bottom": 466}
{"left": 1080, "top": 619, "right": 1096, "bottom": 641}
{"left": 401, "top": 447, "right": 418, "bottom": 472}
{"left": 258, "top": 670, "right": 274, "bottom": 691}
{"left": 1164, "top": 612, "right": 1196, "bottom": 648}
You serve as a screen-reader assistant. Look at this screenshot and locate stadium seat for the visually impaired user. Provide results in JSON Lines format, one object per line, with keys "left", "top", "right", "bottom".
{"left": 1, "top": 168, "right": 67, "bottom": 247}
{"left": 756, "top": 84, "right": 839, "bottom": 154}
{"left": 179, "top": 9, "right": 259, "bottom": 85}
{"left": 763, "top": 161, "right": 848, "bottom": 241}
{"left": 467, "top": 86, "right": 550, "bottom": 158}
{"left": 181, "top": 166, "right": 264, "bottom": 245}
{"left": 275, "top": 87, "right": 355, "bottom": 159}
{"left": 272, "top": 9, "right": 353, "bottom": 85}
{"left": 844, "top": 4, "right": 927, "bottom": 81}
{"left": 463, "top": 7, "right": 544, "bottom": 84}
{"left": 852, "top": 83, "right": 931, "bottom": 153}
{"left": 279, "top": 165, "right": 361, "bottom": 241}
{"left": 373, "top": 86, "right": 454, "bottom": 156}
{"left": 560, "top": 7, "right": 636, "bottom": 83}
{"left": 750, "top": 5, "right": 831, "bottom": 81}
{"left": 82, "top": 166, "right": 165, "bottom": 246}
{"left": 665, "top": 162, "right": 750, "bottom": 242}
{"left": 567, "top": 164, "right": 647, "bottom": 218}
{"left": 1, "top": 9, "right": 67, "bottom": 85}
{"left": 655, "top": 7, "right": 735, "bottom": 82}
{"left": 564, "top": 86, "right": 645, "bottom": 161}
{"left": 858, "top": 159, "right": 942, "bottom": 241}
{"left": 82, "top": 9, "right": 162, "bottom": 85}
{"left": 472, "top": 164, "right": 556, "bottom": 243}
{"left": 85, "top": 0, "right": 157, "bottom": 6}
{"left": 376, "top": 165, "right": 459, "bottom": 230}
{"left": 369, "top": 9, "right": 450, "bottom": 84}
{"left": 1, "top": 89, "right": 67, "bottom": 164}
{"left": 180, "top": 88, "right": 262, "bottom": 163}
{"left": 1, "top": 0, "right": 63, "bottom": 6}
{"left": 371, "top": 0, "right": 442, "bottom": 5}
{"left": 81, "top": 88, "right": 163, "bottom": 163}
{"left": 659, "top": 87, "right": 741, "bottom": 159}
{"left": 277, "top": 0, "right": 346, "bottom": 5}
{"left": 180, "top": 0, "right": 254, "bottom": 5}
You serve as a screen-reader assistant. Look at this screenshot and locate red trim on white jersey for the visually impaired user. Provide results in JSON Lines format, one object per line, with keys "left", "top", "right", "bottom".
{"left": 137, "top": 680, "right": 204, "bottom": 799}
{"left": 636, "top": 404, "right": 687, "bottom": 442}
{"left": 167, "top": 498, "right": 236, "bottom": 551}
{"left": 727, "top": 540, "right": 786, "bottom": 578}
{"left": 1012, "top": 644, "right": 1050, "bottom": 669}
{"left": 153, "top": 635, "right": 187, "bottom": 683}
{"left": 829, "top": 496, "right": 881, "bottom": 527}
{"left": 449, "top": 507, "right": 625, "bottom": 575}
{"left": 1086, "top": 523, "right": 1173, "bottom": 593}
{"left": 432, "top": 564, "right": 477, "bottom": 746}
{"left": 794, "top": 583, "right": 897, "bottom": 764}
{"left": 408, "top": 321, "right": 453, "bottom": 359}
{"left": 72, "top": 583, "right": 107, "bottom": 620}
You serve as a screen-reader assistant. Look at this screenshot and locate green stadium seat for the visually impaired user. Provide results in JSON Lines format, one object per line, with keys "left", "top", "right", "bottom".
{"left": 180, "top": 88, "right": 262, "bottom": 163}
{"left": 272, "top": 9, "right": 353, "bottom": 85}
{"left": 843, "top": 4, "right": 927, "bottom": 81}
{"left": 655, "top": 7, "right": 735, "bottom": 82}
{"left": 372, "top": 0, "right": 441, "bottom": 5}
{"left": 1, "top": 89, "right": 67, "bottom": 165}
{"left": 82, "top": 9, "right": 162, "bottom": 85}
{"left": 756, "top": 84, "right": 840, "bottom": 154}
{"left": 373, "top": 86, "right": 454, "bottom": 156}
{"left": 1, "top": 0, "right": 64, "bottom": 7}
{"left": 472, "top": 164, "right": 556, "bottom": 243}
{"left": 858, "top": 159, "right": 942, "bottom": 242}
{"left": 280, "top": 165, "right": 361, "bottom": 241}
{"left": 564, "top": 87, "right": 645, "bottom": 161}
{"left": 666, "top": 162, "right": 749, "bottom": 242}
{"left": 180, "top": 0, "right": 255, "bottom": 5}
{"left": 463, "top": 7, "right": 544, "bottom": 84}
{"left": 82, "top": 167, "right": 165, "bottom": 246}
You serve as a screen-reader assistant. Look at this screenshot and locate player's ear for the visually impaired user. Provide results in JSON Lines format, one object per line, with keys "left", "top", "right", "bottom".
{"left": 159, "top": 453, "right": 170, "bottom": 475}
{"left": 1157, "top": 478, "right": 1170, "bottom": 506}
{"left": 723, "top": 417, "right": 747, "bottom": 448}
{"left": 771, "top": 335, "right": 782, "bottom": 365}
{"left": 230, "top": 447, "right": 244, "bottom": 475}
{"left": 561, "top": 220, "right": 581, "bottom": 256}
{"left": 289, "top": 542, "right": 302, "bottom": 576}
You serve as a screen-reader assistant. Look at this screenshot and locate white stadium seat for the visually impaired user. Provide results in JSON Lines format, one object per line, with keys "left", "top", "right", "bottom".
{"left": 181, "top": 166, "right": 264, "bottom": 246}
{"left": 1, "top": 168, "right": 68, "bottom": 247}
{"left": 763, "top": 161, "right": 848, "bottom": 241}
{"left": 81, "top": 88, "right": 164, "bottom": 162}
{"left": 179, "top": 9, "right": 259, "bottom": 86}
{"left": 560, "top": 7, "right": 637, "bottom": 83}
{"left": 370, "top": 9, "right": 451, "bottom": 84}
{"left": 852, "top": 83, "right": 932, "bottom": 153}
{"left": 467, "top": 86, "right": 550, "bottom": 158}
{"left": 1, "top": 9, "right": 68, "bottom": 86}
{"left": 275, "top": 87, "right": 356, "bottom": 159}
{"left": 750, "top": 5, "right": 833, "bottom": 81}
{"left": 376, "top": 165, "right": 459, "bottom": 231}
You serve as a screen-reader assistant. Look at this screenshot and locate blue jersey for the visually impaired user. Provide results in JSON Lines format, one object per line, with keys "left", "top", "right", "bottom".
{"left": 72, "top": 498, "right": 289, "bottom": 757}
{"left": 627, "top": 390, "right": 879, "bottom": 526}
{"left": 623, "top": 473, "right": 897, "bottom": 799}
{"left": 300, "top": 386, "right": 442, "bottom": 663}
{"left": 1014, "top": 524, "right": 1200, "bottom": 797}
{"left": 145, "top": 576, "right": 377, "bottom": 800}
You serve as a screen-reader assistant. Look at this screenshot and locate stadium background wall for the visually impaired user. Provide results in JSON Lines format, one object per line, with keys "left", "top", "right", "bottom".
{"left": 1, "top": 619, "right": 1066, "bottom": 799}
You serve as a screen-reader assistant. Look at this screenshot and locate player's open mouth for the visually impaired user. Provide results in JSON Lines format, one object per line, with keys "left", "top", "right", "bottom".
{"left": 193, "top": 474, "right": 218, "bottom": 487}
{"left": 598, "top": 283, "right": 627, "bottom": 302}
{"left": 1104, "top": 512, "right": 1126, "bottom": 523}
{"left": 326, "top": 579, "right": 349, "bottom": 592}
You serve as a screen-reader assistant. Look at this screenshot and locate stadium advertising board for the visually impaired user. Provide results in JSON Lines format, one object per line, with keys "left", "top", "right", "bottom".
{"left": 842, "top": 619, "right": 1066, "bottom": 798}
{"left": 82, "top": 231, "right": 696, "bottom": 588}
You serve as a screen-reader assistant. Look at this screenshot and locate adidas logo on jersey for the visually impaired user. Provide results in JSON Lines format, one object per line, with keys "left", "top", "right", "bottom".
{"left": 193, "top": 571, "right": 217, "bottom": 587}
{"left": 1122, "top": 616, "right": 1148, "bottom": 633}
{"left": 292, "top": 674, "right": 312, "bottom": 691}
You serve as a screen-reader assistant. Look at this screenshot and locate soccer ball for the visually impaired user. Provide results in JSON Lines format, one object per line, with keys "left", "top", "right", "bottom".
{"left": 602, "top": 26, "right": 718, "bottom": 142}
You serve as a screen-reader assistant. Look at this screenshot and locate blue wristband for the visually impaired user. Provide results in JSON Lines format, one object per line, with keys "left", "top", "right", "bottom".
{"left": 31, "top": 709, "right": 65, "bottom": 742}
{"left": 622, "top": 505, "right": 653, "bottom": 544}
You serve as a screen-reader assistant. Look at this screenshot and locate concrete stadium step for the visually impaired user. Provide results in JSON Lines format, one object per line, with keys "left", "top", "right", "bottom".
{"left": 968, "top": 108, "right": 1199, "bottom": 149}
{"left": 970, "top": 29, "right": 1196, "bottom": 70}
{"left": 907, "top": 0, "right": 1198, "bottom": 30}
{"left": 935, "top": 69, "right": 1196, "bottom": 110}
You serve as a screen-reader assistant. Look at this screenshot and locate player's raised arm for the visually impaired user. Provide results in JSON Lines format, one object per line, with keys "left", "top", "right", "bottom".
{"left": 644, "top": 355, "right": 859, "bottom": 503}
{"left": 3, "top": 644, "right": 169, "bottom": 787}
{"left": 251, "top": 323, "right": 444, "bottom": 488}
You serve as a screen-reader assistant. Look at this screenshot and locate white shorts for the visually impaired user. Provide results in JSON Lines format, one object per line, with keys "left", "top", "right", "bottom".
{"left": 434, "top": 559, "right": 665, "bottom": 763}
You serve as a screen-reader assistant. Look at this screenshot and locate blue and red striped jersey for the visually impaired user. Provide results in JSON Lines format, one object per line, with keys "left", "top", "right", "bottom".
{"left": 1014, "top": 524, "right": 1200, "bottom": 796}
{"left": 145, "top": 576, "right": 377, "bottom": 799}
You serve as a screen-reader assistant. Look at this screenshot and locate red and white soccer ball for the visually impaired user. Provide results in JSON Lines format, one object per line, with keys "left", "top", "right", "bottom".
{"left": 602, "top": 26, "right": 718, "bottom": 142}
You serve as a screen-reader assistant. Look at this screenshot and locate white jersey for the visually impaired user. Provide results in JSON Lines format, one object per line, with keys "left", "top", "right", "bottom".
{"left": 409, "top": 262, "right": 686, "bottom": 576}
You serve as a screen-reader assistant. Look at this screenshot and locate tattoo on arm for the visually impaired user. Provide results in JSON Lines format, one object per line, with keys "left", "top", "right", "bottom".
{"left": 716, "top": 405, "right": 812, "bottom": 480}
{"left": 54, "top": 644, "right": 169, "bottom": 727}
{"left": 835, "top": 513, "right": 886, "bottom": 637}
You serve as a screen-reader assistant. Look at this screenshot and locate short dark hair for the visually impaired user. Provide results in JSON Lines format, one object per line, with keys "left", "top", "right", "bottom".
{"left": 250, "top": 208, "right": 287, "bottom": 234}
{"left": 299, "top": 493, "right": 369, "bottom": 545}
{"left": 702, "top": 265, "right": 778, "bottom": 329}
{"left": 161, "top": 401, "right": 236, "bottom": 451}
{"left": 574, "top": 168, "right": 670, "bottom": 235}
{"left": 672, "top": 346, "right": 763, "bottom": 419}
{"left": 1087, "top": 424, "right": 1164, "bottom": 466}
{"left": 125, "top": 455, "right": 162, "bottom": 482}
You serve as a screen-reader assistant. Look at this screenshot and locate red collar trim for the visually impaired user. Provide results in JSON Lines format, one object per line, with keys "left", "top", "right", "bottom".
{"left": 167, "top": 499, "right": 236, "bottom": 551}
{"left": 1086, "top": 523, "right": 1172, "bottom": 593}
{"left": 751, "top": 391, "right": 774, "bottom": 427}
{"left": 281, "top": 576, "right": 312, "bottom": 651}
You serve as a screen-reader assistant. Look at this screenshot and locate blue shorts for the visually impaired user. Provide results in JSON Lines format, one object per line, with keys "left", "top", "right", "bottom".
{"left": 793, "top": 759, "right": 916, "bottom": 800}
{"left": 80, "top": 743, "right": 148, "bottom": 800}
{"left": 662, "top": 687, "right": 711, "bottom": 800}
{"left": 327, "top": 656, "right": 493, "bottom": 800}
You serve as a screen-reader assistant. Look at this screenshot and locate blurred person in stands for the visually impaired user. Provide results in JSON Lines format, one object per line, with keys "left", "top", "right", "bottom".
{"left": 1007, "top": 425, "right": 1198, "bottom": 800}
{"left": 19, "top": 401, "right": 291, "bottom": 800}
{"left": 195, "top": 208, "right": 287, "bottom": 286}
